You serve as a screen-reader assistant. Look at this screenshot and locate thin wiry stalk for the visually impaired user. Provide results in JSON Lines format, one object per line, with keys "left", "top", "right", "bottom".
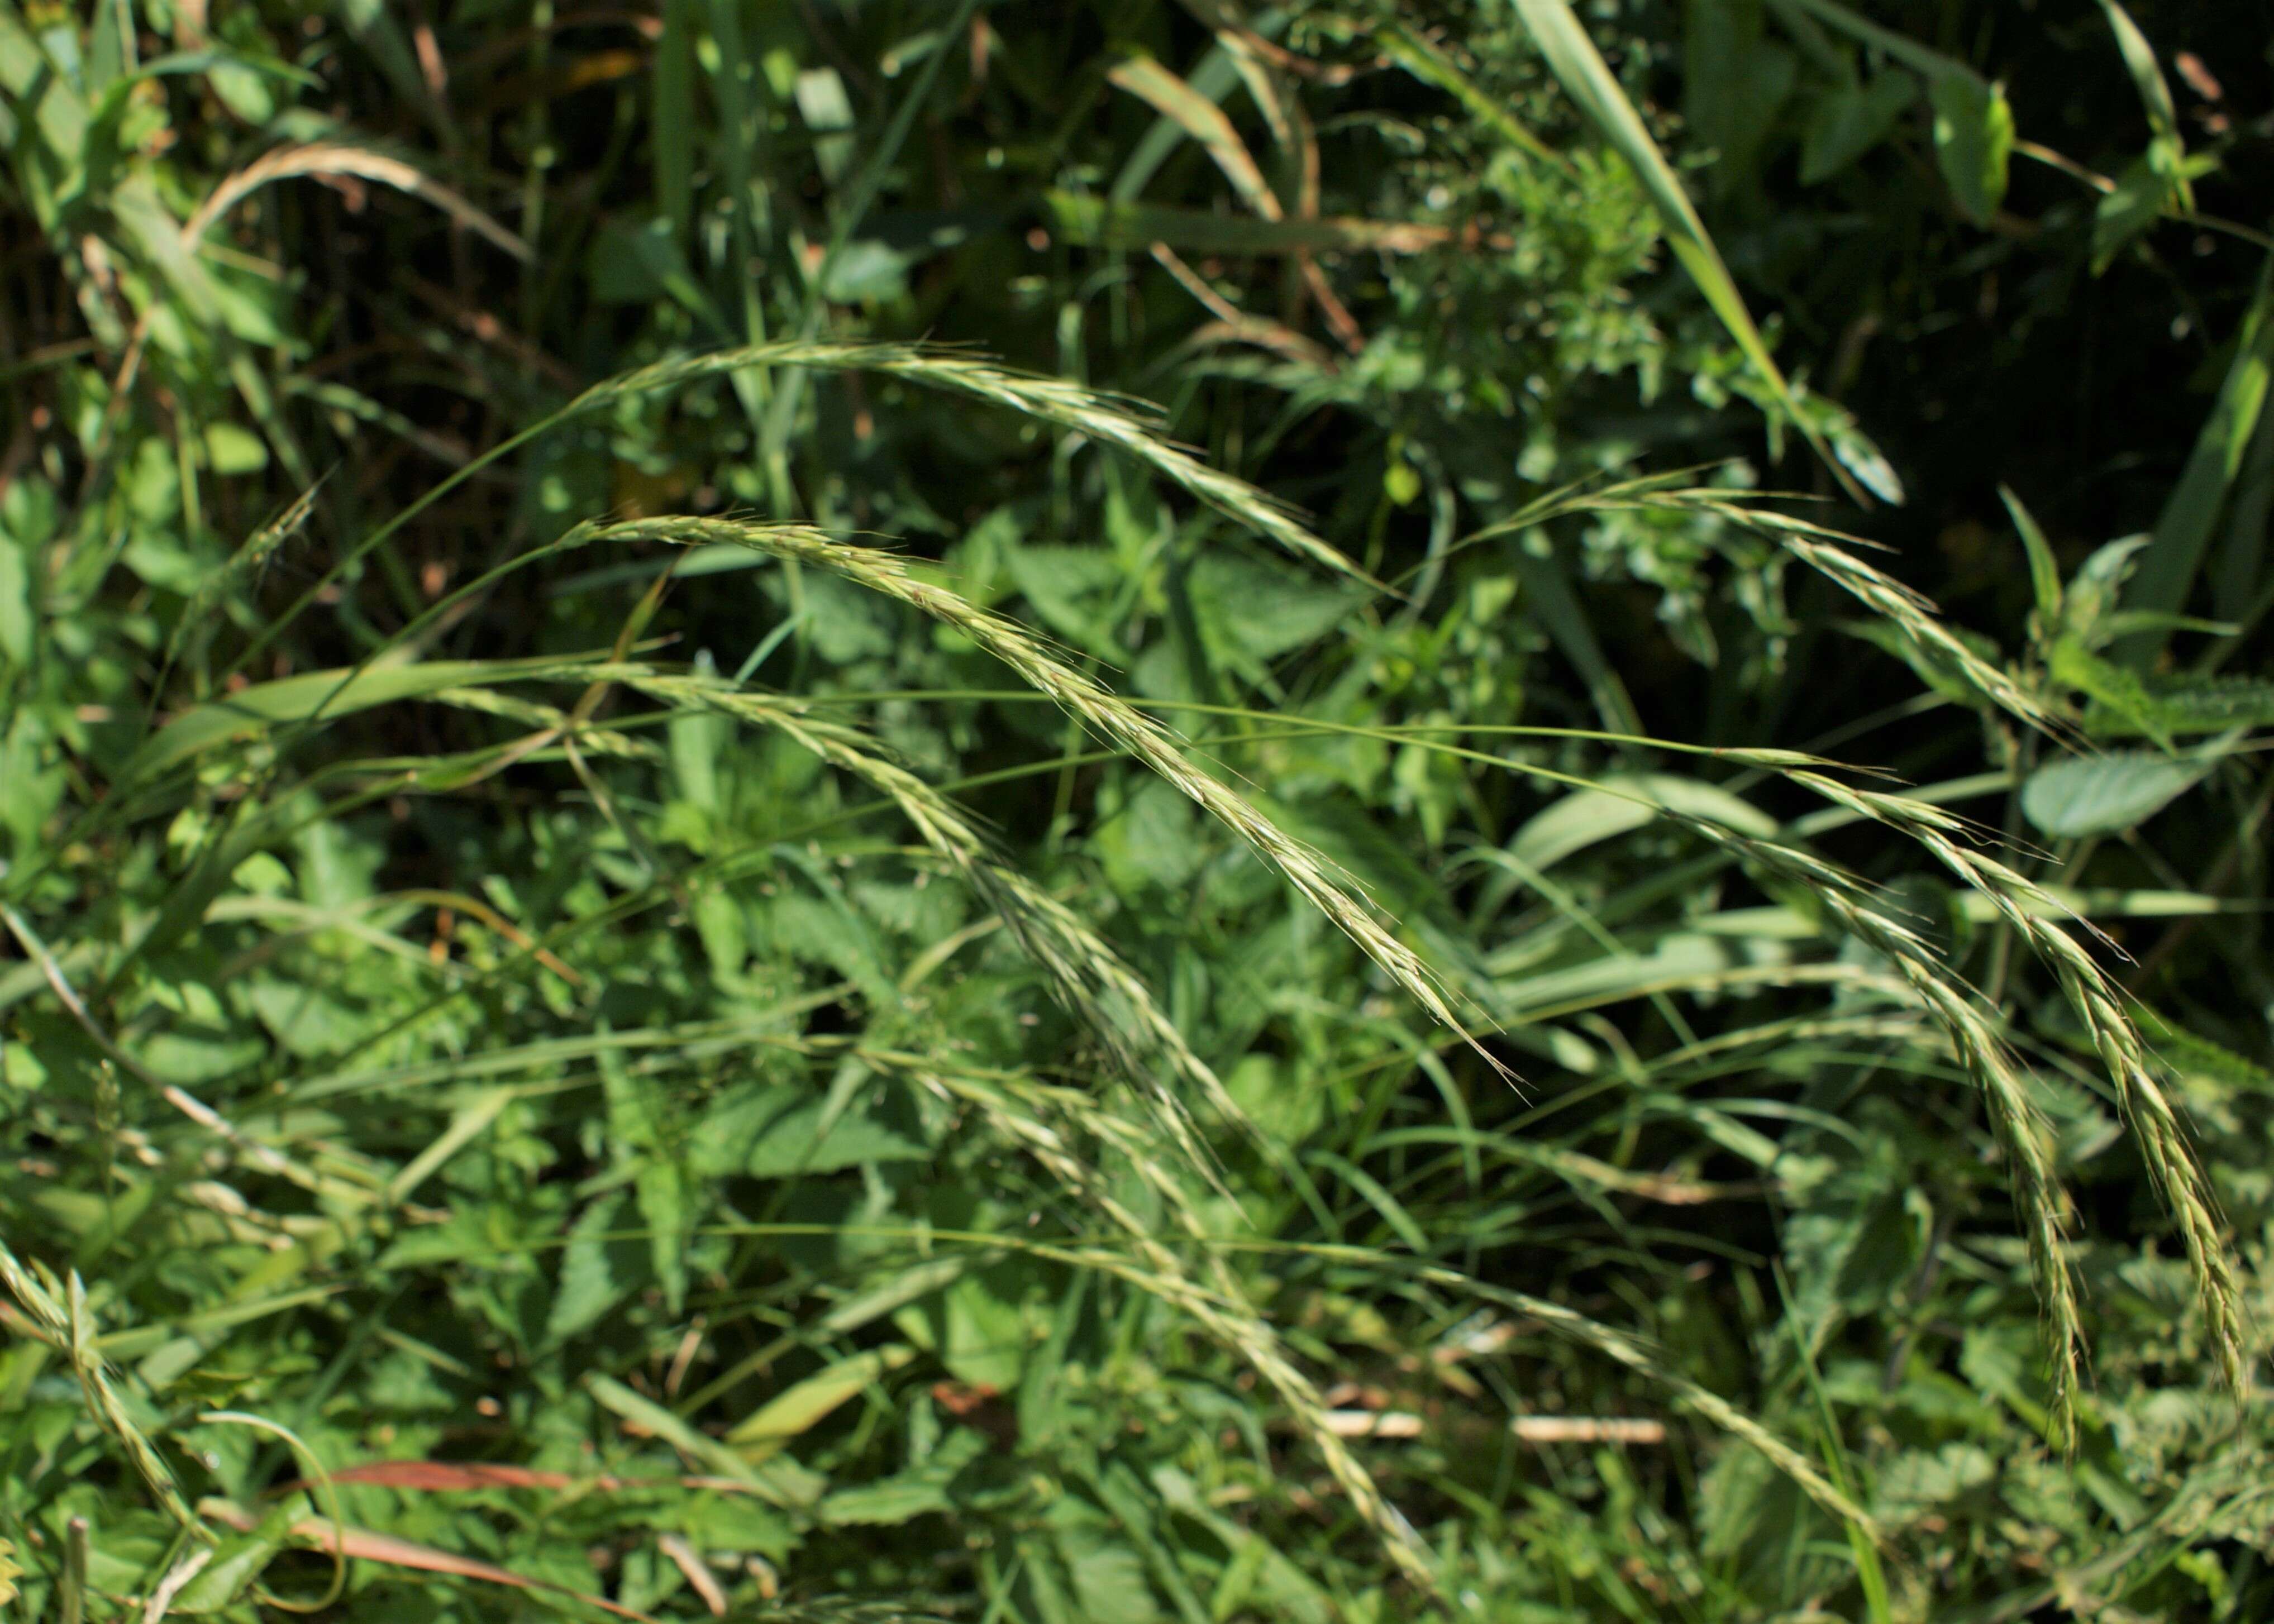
{"left": 1440, "top": 1275, "right": 1880, "bottom": 1540}
{"left": 587, "top": 516, "right": 1492, "bottom": 1072}
{"left": 580, "top": 346, "right": 1377, "bottom": 587}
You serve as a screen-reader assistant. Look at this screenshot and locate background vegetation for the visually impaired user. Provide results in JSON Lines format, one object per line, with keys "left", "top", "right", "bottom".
{"left": 2, "top": 1, "right": 2272, "bottom": 1619}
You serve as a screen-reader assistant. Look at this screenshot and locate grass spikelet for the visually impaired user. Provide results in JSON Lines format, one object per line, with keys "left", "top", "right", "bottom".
{"left": 1788, "top": 772, "right": 2247, "bottom": 1398}
{"left": 0, "top": 1242, "right": 206, "bottom": 1535}
{"left": 1662, "top": 814, "right": 2089, "bottom": 1445}
{"left": 894, "top": 1059, "right": 1438, "bottom": 1586}
{"left": 616, "top": 667, "right": 1441, "bottom": 1575}
{"left": 1489, "top": 485, "right": 2063, "bottom": 735}
{"left": 581, "top": 345, "right": 1377, "bottom": 587}
{"left": 588, "top": 515, "right": 1492, "bottom": 1071}
{"left": 151, "top": 482, "right": 325, "bottom": 708}
{"left": 184, "top": 142, "right": 531, "bottom": 261}
{"left": 625, "top": 672, "right": 1241, "bottom": 1138}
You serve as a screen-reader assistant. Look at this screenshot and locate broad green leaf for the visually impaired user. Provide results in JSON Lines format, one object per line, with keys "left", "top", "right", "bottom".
{"left": 2020, "top": 753, "right": 2204, "bottom": 838}
{"left": 1190, "top": 551, "right": 1360, "bottom": 667}
{"left": 2136, "top": 1007, "right": 2274, "bottom": 1094}
{"left": 1800, "top": 70, "right": 1917, "bottom": 184}
{"left": 1874, "top": 1442, "right": 1996, "bottom": 1525}
{"left": 2090, "top": 142, "right": 2209, "bottom": 274}
{"left": 669, "top": 677, "right": 732, "bottom": 825}
{"left": 2063, "top": 536, "right": 2148, "bottom": 647}
{"left": 546, "top": 1193, "right": 643, "bottom": 1346}
{"left": 201, "top": 422, "right": 269, "bottom": 475}
{"left": 1005, "top": 544, "right": 1131, "bottom": 657}
{"left": 587, "top": 1373, "right": 769, "bottom": 1487}
{"left": 1925, "top": 73, "right": 2014, "bottom": 225}
{"left": 819, "top": 1430, "right": 988, "bottom": 1525}
{"left": 2078, "top": 674, "right": 2274, "bottom": 738}
{"left": 1096, "top": 777, "right": 1205, "bottom": 894}
{"left": 85, "top": 0, "right": 136, "bottom": 94}
{"left": 793, "top": 65, "right": 855, "bottom": 181}
{"left": 2049, "top": 639, "right": 2173, "bottom": 748}
{"left": 1780, "top": 0, "right": 2011, "bottom": 221}
{"left": 602, "top": 1042, "right": 691, "bottom": 1313}
{"left": 2096, "top": 0, "right": 2184, "bottom": 156}
{"left": 676, "top": 1492, "right": 799, "bottom": 1561}
{"left": 586, "top": 216, "right": 727, "bottom": 331}
{"left": 688, "top": 1081, "right": 930, "bottom": 1178}
{"left": 1510, "top": 773, "right": 1777, "bottom": 872}
{"left": 0, "top": 11, "right": 91, "bottom": 172}
{"left": 1053, "top": 1504, "right": 1164, "bottom": 1624}
{"left": 245, "top": 978, "right": 378, "bottom": 1058}
{"left": 902, "top": 1263, "right": 1047, "bottom": 1391}
{"left": 170, "top": 1519, "right": 289, "bottom": 1613}
{"left": 727, "top": 1345, "right": 916, "bottom": 1459}
{"left": 0, "top": 534, "right": 31, "bottom": 667}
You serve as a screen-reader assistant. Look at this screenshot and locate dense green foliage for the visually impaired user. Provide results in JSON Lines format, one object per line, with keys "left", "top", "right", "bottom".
{"left": 3, "top": 2, "right": 2272, "bottom": 1620}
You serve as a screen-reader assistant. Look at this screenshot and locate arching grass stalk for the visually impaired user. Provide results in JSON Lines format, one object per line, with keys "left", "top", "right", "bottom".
{"left": 588, "top": 515, "right": 1497, "bottom": 1077}
{"left": 227, "top": 338, "right": 1374, "bottom": 694}
{"left": 1789, "top": 772, "right": 2246, "bottom": 1399}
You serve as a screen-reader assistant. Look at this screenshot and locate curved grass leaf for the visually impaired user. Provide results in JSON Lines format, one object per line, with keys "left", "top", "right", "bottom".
{"left": 1503, "top": 0, "right": 1865, "bottom": 502}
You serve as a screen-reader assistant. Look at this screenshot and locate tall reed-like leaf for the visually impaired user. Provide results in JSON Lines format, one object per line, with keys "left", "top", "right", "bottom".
{"left": 1503, "top": 0, "right": 1866, "bottom": 502}
{"left": 2123, "top": 255, "right": 2274, "bottom": 653}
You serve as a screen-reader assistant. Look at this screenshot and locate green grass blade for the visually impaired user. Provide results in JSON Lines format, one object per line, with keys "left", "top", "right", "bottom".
{"left": 654, "top": 0, "right": 696, "bottom": 241}
{"left": 2000, "top": 484, "right": 2064, "bottom": 624}
{"left": 1775, "top": 1265, "right": 1894, "bottom": 1624}
{"left": 2096, "top": 0, "right": 2183, "bottom": 152}
{"left": 755, "top": 0, "right": 984, "bottom": 515}
{"left": 1375, "top": 22, "right": 1565, "bottom": 169}
{"left": 1504, "top": 0, "right": 1862, "bottom": 502}
{"left": 2123, "top": 253, "right": 2274, "bottom": 654}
